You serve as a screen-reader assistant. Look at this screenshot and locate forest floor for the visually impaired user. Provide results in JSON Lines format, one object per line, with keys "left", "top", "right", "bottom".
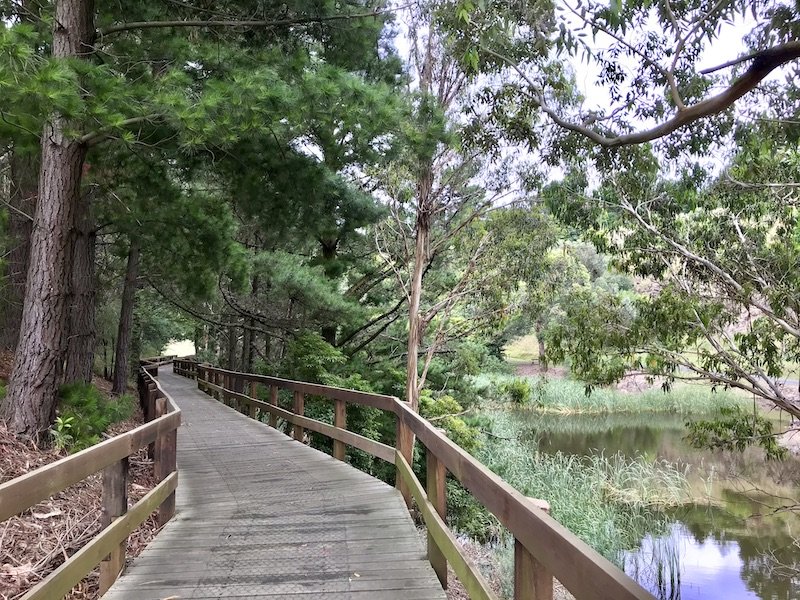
{"left": 0, "top": 352, "right": 160, "bottom": 600}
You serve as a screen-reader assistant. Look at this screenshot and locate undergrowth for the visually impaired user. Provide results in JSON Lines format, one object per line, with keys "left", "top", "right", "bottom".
{"left": 473, "top": 373, "right": 739, "bottom": 415}
{"left": 51, "top": 383, "right": 136, "bottom": 452}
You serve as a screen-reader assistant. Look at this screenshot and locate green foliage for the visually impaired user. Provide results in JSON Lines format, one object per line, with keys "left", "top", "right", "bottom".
{"left": 52, "top": 384, "right": 135, "bottom": 453}
{"left": 419, "top": 392, "right": 481, "bottom": 454}
{"left": 49, "top": 416, "right": 76, "bottom": 452}
{"left": 686, "top": 405, "right": 787, "bottom": 460}
{"left": 499, "top": 378, "right": 532, "bottom": 405}
{"left": 0, "top": 381, "right": 5, "bottom": 401}
{"left": 280, "top": 332, "right": 346, "bottom": 384}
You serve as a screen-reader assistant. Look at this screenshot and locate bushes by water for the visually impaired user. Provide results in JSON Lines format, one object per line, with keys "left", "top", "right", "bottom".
{"left": 499, "top": 378, "right": 532, "bottom": 405}
{"left": 51, "top": 384, "right": 136, "bottom": 452}
{"left": 473, "top": 373, "right": 739, "bottom": 414}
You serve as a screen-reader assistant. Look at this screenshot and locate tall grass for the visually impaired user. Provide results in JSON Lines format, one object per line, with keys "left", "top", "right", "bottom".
{"left": 473, "top": 373, "right": 740, "bottom": 415}
{"left": 477, "top": 412, "right": 690, "bottom": 557}
{"left": 454, "top": 411, "right": 695, "bottom": 598}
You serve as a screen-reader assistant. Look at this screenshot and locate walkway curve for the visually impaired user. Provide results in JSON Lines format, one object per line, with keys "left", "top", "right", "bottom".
{"left": 104, "top": 369, "right": 446, "bottom": 599}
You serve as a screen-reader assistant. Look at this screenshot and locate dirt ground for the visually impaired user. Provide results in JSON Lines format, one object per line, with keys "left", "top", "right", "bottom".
{"left": 0, "top": 407, "right": 160, "bottom": 599}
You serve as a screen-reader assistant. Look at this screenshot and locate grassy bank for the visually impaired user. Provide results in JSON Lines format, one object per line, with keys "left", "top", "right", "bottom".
{"left": 473, "top": 373, "right": 741, "bottom": 415}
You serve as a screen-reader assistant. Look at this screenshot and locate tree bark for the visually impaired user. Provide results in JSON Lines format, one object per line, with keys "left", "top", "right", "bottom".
{"left": 534, "top": 319, "right": 547, "bottom": 372}
{"left": 1, "top": 153, "right": 38, "bottom": 350}
{"left": 64, "top": 202, "right": 96, "bottom": 384}
{"left": 240, "top": 275, "right": 258, "bottom": 372}
{"left": 1, "top": 0, "right": 95, "bottom": 437}
{"left": 112, "top": 241, "right": 140, "bottom": 395}
{"left": 405, "top": 183, "right": 432, "bottom": 412}
{"left": 320, "top": 241, "right": 338, "bottom": 346}
{"left": 226, "top": 325, "right": 237, "bottom": 371}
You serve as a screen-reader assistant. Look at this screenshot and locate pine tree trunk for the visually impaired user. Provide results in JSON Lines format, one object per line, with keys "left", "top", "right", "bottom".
{"left": 0, "top": 0, "right": 43, "bottom": 352}
{"left": 112, "top": 241, "right": 140, "bottom": 395}
{"left": 64, "top": 203, "right": 96, "bottom": 384}
{"left": 226, "top": 325, "right": 237, "bottom": 371}
{"left": 240, "top": 326, "right": 251, "bottom": 372}
{"left": 1, "top": 0, "right": 95, "bottom": 437}
{"left": 240, "top": 275, "right": 258, "bottom": 372}
{"left": 1, "top": 153, "right": 38, "bottom": 350}
{"left": 320, "top": 241, "right": 338, "bottom": 346}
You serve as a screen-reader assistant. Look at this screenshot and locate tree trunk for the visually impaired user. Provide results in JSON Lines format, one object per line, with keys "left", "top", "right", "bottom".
{"left": 102, "top": 338, "right": 109, "bottom": 379}
{"left": 240, "top": 275, "right": 258, "bottom": 372}
{"left": 240, "top": 326, "right": 252, "bottom": 372}
{"left": 1, "top": 0, "right": 95, "bottom": 437}
{"left": 112, "top": 241, "right": 140, "bottom": 395}
{"left": 0, "top": 0, "right": 43, "bottom": 352}
{"left": 405, "top": 159, "right": 434, "bottom": 412}
{"left": 534, "top": 319, "right": 547, "bottom": 372}
{"left": 1, "top": 153, "right": 38, "bottom": 350}
{"left": 129, "top": 307, "right": 143, "bottom": 381}
{"left": 320, "top": 241, "right": 338, "bottom": 346}
{"left": 64, "top": 204, "right": 96, "bottom": 384}
{"left": 226, "top": 325, "right": 237, "bottom": 371}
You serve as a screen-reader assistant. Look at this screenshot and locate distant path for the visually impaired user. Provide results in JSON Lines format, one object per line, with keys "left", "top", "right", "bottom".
{"left": 104, "top": 370, "right": 446, "bottom": 599}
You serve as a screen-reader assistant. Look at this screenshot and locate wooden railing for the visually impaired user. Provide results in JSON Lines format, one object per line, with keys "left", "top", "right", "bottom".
{"left": 139, "top": 355, "right": 177, "bottom": 376}
{"left": 175, "top": 359, "right": 654, "bottom": 600}
{"left": 0, "top": 362, "right": 181, "bottom": 599}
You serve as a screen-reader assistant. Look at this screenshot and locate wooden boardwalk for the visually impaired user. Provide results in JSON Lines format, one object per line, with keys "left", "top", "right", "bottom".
{"left": 104, "top": 370, "right": 447, "bottom": 600}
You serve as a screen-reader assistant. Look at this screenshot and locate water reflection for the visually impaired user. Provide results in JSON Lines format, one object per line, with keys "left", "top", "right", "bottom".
{"left": 513, "top": 411, "right": 800, "bottom": 600}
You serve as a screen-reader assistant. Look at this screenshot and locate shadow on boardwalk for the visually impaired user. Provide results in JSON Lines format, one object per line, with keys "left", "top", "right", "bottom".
{"left": 104, "top": 370, "right": 446, "bottom": 600}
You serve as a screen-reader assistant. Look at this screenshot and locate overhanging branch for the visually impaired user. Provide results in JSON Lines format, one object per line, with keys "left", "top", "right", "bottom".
{"left": 484, "top": 40, "right": 800, "bottom": 148}
{"left": 97, "top": 5, "right": 408, "bottom": 37}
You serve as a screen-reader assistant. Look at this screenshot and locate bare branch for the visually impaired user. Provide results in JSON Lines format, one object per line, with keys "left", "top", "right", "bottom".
{"left": 484, "top": 41, "right": 800, "bottom": 147}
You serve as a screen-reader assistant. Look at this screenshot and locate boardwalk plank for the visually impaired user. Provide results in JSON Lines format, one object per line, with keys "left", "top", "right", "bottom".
{"left": 105, "top": 370, "right": 445, "bottom": 600}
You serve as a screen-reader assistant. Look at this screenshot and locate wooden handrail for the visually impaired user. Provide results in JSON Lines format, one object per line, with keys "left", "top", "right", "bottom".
{"left": 0, "top": 362, "right": 181, "bottom": 598}
{"left": 177, "top": 358, "right": 655, "bottom": 600}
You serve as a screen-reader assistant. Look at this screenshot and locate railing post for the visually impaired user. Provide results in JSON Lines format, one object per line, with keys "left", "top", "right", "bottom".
{"left": 269, "top": 386, "right": 278, "bottom": 428}
{"left": 147, "top": 383, "right": 157, "bottom": 459}
{"left": 514, "top": 499, "right": 553, "bottom": 600}
{"left": 426, "top": 447, "right": 447, "bottom": 588}
{"left": 333, "top": 398, "right": 346, "bottom": 461}
{"left": 395, "top": 412, "right": 413, "bottom": 506}
{"left": 99, "top": 456, "right": 129, "bottom": 594}
{"left": 293, "top": 391, "right": 305, "bottom": 442}
{"left": 249, "top": 381, "right": 258, "bottom": 420}
{"left": 154, "top": 396, "right": 177, "bottom": 526}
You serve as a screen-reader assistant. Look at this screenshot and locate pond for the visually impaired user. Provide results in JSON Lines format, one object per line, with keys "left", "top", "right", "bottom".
{"left": 519, "top": 412, "right": 800, "bottom": 600}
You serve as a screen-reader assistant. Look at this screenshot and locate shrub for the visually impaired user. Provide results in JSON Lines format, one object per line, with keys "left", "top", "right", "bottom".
{"left": 500, "top": 378, "right": 532, "bottom": 405}
{"left": 420, "top": 392, "right": 481, "bottom": 454}
{"left": 0, "top": 381, "right": 5, "bottom": 401}
{"left": 53, "top": 384, "right": 136, "bottom": 452}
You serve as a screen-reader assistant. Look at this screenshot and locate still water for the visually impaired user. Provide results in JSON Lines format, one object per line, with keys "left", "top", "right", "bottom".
{"left": 525, "top": 412, "right": 800, "bottom": 600}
